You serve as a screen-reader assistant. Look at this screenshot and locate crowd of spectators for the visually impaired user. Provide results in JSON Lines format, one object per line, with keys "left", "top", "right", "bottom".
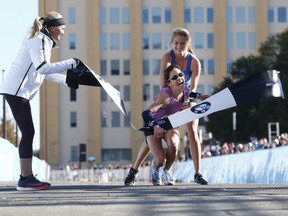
{"left": 201, "top": 133, "right": 288, "bottom": 158}
{"left": 55, "top": 133, "right": 288, "bottom": 181}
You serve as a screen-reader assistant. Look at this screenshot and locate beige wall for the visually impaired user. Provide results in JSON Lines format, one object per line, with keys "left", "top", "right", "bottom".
{"left": 85, "top": 1, "right": 102, "bottom": 164}
{"left": 255, "top": 0, "right": 268, "bottom": 51}
{"left": 214, "top": 0, "right": 227, "bottom": 85}
{"left": 39, "top": 0, "right": 60, "bottom": 164}
{"left": 129, "top": 0, "right": 144, "bottom": 161}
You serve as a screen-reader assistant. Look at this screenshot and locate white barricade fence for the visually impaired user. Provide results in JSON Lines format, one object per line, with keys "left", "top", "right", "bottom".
{"left": 173, "top": 146, "right": 288, "bottom": 184}
{"left": 2, "top": 135, "right": 288, "bottom": 184}
{"left": 0, "top": 137, "right": 50, "bottom": 181}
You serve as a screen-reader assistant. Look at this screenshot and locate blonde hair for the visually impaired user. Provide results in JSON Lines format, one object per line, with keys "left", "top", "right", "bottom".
{"left": 29, "top": 11, "right": 63, "bottom": 39}
{"left": 170, "top": 27, "right": 195, "bottom": 55}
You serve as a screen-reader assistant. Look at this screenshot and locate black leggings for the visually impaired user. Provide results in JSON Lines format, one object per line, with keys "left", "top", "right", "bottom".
{"left": 4, "top": 94, "right": 35, "bottom": 158}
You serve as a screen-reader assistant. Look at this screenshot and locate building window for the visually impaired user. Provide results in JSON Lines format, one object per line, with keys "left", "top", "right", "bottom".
{"left": 227, "top": 59, "right": 232, "bottom": 74}
{"left": 236, "top": 32, "right": 245, "bottom": 49}
{"left": 115, "top": 85, "right": 120, "bottom": 92}
{"left": 226, "top": 7, "right": 233, "bottom": 23}
{"left": 165, "top": 33, "right": 170, "bottom": 49}
{"left": 194, "top": 7, "right": 203, "bottom": 23}
{"left": 124, "top": 112, "right": 131, "bottom": 127}
{"left": 143, "top": 59, "right": 149, "bottom": 75}
{"left": 153, "top": 85, "right": 160, "bottom": 98}
{"left": 199, "top": 59, "right": 204, "bottom": 74}
{"left": 142, "top": 8, "right": 149, "bottom": 23}
{"left": 152, "top": 7, "right": 161, "bottom": 23}
{"left": 207, "top": 7, "right": 214, "bottom": 23}
{"left": 70, "top": 112, "right": 77, "bottom": 127}
{"left": 69, "top": 33, "right": 76, "bottom": 49}
{"left": 123, "top": 59, "right": 130, "bottom": 75}
{"left": 142, "top": 33, "right": 149, "bottom": 49}
{"left": 70, "top": 88, "right": 77, "bottom": 101}
{"left": 70, "top": 145, "right": 78, "bottom": 162}
{"left": 143, "top": 83, "right": 150, "bottom": 101}
{"left": 101, "top": 149, "right": 131, "bottom": 162}
{"left": 207, "top": 33, "right": 214, "bottom": 49}
{"left": 110, "top": 7, "right": 119, "bottom": 24}
{"left": 227, "top": 32, "right": 233, "bottom": 49}
{"left": 100, "top": 33, "right": 107, "bottom": 50}
{"left": 197, "top": 84, "right": 205, "bottom": 95}
{"left": 111, "top": 111, "right": 120, "bottom": 127}
{"left": 268, "top": 32, "right": 274, "bottom": 38}
{"left": 152, "top": 59, "right": 161, "bottom": 75}
{"left": 248, "top": 7, "right": 255, "bottom": 23}
{"left": 110, "top": 33, "right": 120, "bottom": 50}
{"left": 101, "top": 111, "right": 108, "bottom": 127}
{"left": 123, "top": 33, "right": 130, "bottom": 50}
{"left": 152, "top": 33, "right": 162, "bottom": 49}
{"left": 122, "top": 7, "right": 130, "bottom": 24}
{"left": 124, "top": 85, "right": 130, "bottom": 101}
{"left": 278, "top": 7, "right": 287, "bottom": 23}
{"left": 208, "top": 84, "right": 214, "bottom": 95}
{"left": 249, "top": 32, "right": 256, "bottom": 49}
{"left": 197, "top": 84, "right": 205, "bottom": 94}
{"left": 195, "top": 32, "right": 204, "bottom": 49}
{"left": 165, "top": 7, "right": 171, "bottom": 23}
{"left": 101, "top": 88, "right": 107, "bottom": 101}
{"left": 268, "top": 7, "right": 274, "bottom": 23}
{"left": 68, "top": 8, "right": 76, "bottom": 24}
{"left": 184, "top": 8, "right": 191, "bottom": 23}
{"left": 236, "top": 7, "right": 245, "bottom": 23}
{"left": 208, "top": 59, "right": 214, "bottom": 75}
{"left": 111, "top": 60, "right": 120, "bottom": 75}
{"left": 100, "top": 7, "right": 106, "bottom": 24}
{"left": 100, "top": 59, "right": 107, "bottom": 76}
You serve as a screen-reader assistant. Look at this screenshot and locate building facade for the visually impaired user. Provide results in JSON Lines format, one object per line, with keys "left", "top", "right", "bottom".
{"left": 38, "top": 0, "right": 288, "bottom": 166}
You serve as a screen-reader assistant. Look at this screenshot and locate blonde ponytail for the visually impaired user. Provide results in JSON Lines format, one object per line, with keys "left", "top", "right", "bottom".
{"left": 29, "top": 11, "right": 63, "bottom": 39}
{"left": 29, "top": 17, "right": 44, "bottom": 39}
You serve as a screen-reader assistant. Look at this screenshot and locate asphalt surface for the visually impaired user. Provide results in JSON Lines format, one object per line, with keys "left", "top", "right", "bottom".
{"left": 1, "top": 182, "right": 288, "bottom": 216}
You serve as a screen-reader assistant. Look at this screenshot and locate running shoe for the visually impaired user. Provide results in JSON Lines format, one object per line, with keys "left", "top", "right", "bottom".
{"left": 17, "top": 175, "right": 51, "bottom": 191}
{"left": 151, "top": 167, "right": 161, "bottom": 186}
{"left": 194, "top": 173, "right": 208, "bottom": 185}
{"left": 162, "top": 169, "right": 175, "bottom": 185}
{"left": 124, "top": 168, "right": 138, "bottom": 186}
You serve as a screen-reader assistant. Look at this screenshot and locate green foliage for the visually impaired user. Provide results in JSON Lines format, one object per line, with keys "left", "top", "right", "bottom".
{"left": 206, "top": 28, "right": 288, "bottom": 143}
{"left": 0, "top": 119, "right": 18, "bottom": 146}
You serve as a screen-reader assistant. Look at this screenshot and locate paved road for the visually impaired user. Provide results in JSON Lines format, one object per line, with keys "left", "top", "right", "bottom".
{"left": 1, "top": 182, "right": 288, "bottom": 216}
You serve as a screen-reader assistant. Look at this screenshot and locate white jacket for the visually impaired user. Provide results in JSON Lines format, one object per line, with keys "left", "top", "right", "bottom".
{"left": 0, "top": 28, "right": 76, "bottom": 100}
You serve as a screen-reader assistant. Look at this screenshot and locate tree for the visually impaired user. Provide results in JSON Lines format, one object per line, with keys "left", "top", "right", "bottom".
{"left": 0, "top": 119, "right": 18, "bottom": 146}
{"left": 206, "top": 28, "right": 288, "bottom": 143}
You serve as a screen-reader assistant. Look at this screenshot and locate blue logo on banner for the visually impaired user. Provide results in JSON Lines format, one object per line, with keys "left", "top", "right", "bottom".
{"left": 190, "top": 102, "right": 211, "bottom": 114}
{"left": 156, "top": 119, "right": 166, "bottom": 125}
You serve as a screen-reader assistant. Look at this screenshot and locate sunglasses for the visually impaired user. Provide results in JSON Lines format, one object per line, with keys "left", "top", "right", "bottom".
{"left": 169, "top": 72, "right": 184, "bottom": 81}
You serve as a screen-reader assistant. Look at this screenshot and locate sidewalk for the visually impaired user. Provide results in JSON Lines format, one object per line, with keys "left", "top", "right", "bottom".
{"left": 1, "top": 182, "right": 288, "bottom": 216}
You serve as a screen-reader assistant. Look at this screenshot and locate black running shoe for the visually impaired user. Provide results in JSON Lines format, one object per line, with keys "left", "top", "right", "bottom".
{"left": 17, "top": 175, "right": 51, "bottom": 191}
{"left": 124, "top": 168, "right": 138, "bottom": 186}
{"left": 194, "top": 173, "right": 208, "bottom": 185}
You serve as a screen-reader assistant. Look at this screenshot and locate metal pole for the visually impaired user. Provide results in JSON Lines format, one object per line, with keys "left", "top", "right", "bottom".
{"left": 232, "top": 112, "right": 236, "bottom": 143}
{"left": 2, "top": 69, "right": 6, "bottom": 139}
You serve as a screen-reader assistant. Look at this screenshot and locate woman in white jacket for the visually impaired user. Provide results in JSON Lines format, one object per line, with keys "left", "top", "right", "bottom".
{"left": 0, "top": 11, "right": 78, "bottom": 191}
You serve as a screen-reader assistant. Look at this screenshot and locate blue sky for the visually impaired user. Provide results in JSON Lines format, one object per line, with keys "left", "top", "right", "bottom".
{"left": 0, "top": 0, "right": 40, "bottom": 149}
{"left": 0, "top": 0, "right": 39, "bottom": 72}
